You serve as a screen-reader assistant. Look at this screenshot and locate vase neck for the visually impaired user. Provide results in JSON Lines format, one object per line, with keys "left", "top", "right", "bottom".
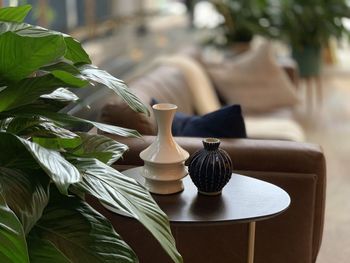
{"left": 203, "top": 138, "right": 220, "bottom": 151}
{"left": 153, "top": 103, "right": 177, "bottom": 140}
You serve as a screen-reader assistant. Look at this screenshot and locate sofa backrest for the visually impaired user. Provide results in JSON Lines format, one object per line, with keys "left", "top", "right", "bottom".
{"left": 128, "top": 65, "right": 195, "bottom": 115}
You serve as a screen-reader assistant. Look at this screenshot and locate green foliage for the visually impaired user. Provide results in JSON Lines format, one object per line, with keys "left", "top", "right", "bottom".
{"left": 255, "top": 0, "right": 350, "bottom": 47}
{"left": 0, "top": 4, "right": 31, "bottom": 23}
{"left": 211, "top": 0, "right": 350, "bottom": 47}
{"left": 0, "top": 190, "right": 30, "bottom": 263}
{"left": 211, "top": 0, "right": 264, "bottom": 43}
{"left": 0, "top": 5, "right": 181, "bottom": 263}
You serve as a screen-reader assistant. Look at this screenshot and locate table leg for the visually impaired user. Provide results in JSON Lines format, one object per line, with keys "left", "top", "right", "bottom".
{"left": 248, "top": 221, "right": 256, "bottom": 263}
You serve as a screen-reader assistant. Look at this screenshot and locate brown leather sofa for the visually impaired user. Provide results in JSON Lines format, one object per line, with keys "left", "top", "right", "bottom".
{"left": 90, "top": 137, "right": 326, "bottom": 263}
{"left": 91, "top": 65, "right": 326, "bottom": 263}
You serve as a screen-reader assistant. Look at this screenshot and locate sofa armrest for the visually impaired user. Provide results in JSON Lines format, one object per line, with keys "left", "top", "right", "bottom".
{"left": 105, "top": 135, "right": 326, "bottom": 263}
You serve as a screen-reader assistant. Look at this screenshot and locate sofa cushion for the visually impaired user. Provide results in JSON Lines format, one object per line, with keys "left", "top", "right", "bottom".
{"left": 128, "top": 65, "right": 196, "bottom": 115}
{"left": 245, "top": 117, "right": 305, "bottom": 141}
{"left": 154, "top": 55, "right": 221, "bottom": 115}
{"left": 171, "top": 105, "right": 247, "bottom": 138}
{"left": 205, "top": 42, "right": 300, "bottom": 113}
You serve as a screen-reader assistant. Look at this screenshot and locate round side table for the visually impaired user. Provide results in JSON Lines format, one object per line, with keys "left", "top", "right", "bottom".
{"left": 111, "top": 167, "right": 291, "bottom": 263}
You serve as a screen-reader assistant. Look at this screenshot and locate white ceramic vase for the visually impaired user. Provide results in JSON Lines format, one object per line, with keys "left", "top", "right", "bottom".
{"left": 139, "top": 103, "right": 189, "bottom": 194}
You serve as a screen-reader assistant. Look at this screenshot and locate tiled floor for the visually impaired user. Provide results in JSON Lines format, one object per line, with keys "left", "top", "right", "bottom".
{"left": 295, "top": 60, "right": 350, "bottom": 262}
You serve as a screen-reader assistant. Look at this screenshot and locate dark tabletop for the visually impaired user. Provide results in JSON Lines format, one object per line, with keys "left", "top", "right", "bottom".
{"left": 120, "top": 167, "right": 291, "bottom": 225}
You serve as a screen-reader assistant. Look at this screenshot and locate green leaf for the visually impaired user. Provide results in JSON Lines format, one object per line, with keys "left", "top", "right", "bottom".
{"left": 0, "top": 31, "right": 66, "bottom": 82}
{"left": 7, "top": 98, "right": 70, "bottom": 116}
{"left": 91, "top": 121, "right": 141, "bottom": 137}
{"left": 0, "top": 168, "right": 50, "bottom": 234}
{"left": 41, "top": 112, "right": 140, "bottom": 137}
{"left": 30, "top": 193, "right": 137, "bottom": 263}
{"left": 5, "top": 117, "right": 43, "bottom": 135}
{"left": 50, "top": 70, "right": 88, "bottom": 88}
{"left": 0, "top": 22, "right": 91, "bottom": 64}
{"left": 4, "top": 116, "right": 82, "bottom": 149}
{"left": 0, "top": 5, "right": 31, "bottom": 23}
{"left": 40, "top": 88, "right": 79, "bottom": 102}
{"left": 70, "top": 158, "right": 182, "bottom": 263}
{"left": 0, "top": 132, "right": 81, "bottom": 195}
{"left": 64, "top": 37, "right": 91, "bottom": 65}
{"left": 0, "top": 117, "right": 12, "bottom": 131}
{"left": 70, "top": 133, "right": 128, "bottom": 165}
{"left": 0, "top": 74, "right": 83, "bottom": 112}
{"left": 0, "top": 22, "right": 54, "bottom": 37}
{"left": 6, "top": 117, "right": 78, "bottom": 140}
{"left": 1, "top": 100, "right": 140, "bottom": 137}
{"left": 79, "top": 65, "right": 149, "bottom": 115}
{"left": 41, "top": 62, "right": 81, "bottom": 75}
{"left": 0, "top": 190, "right": 30, "bottom": 263}
{"left": 28, "top": 236, "right": 73, "bottom": 263}
{"left": 2, "top": 108, "right": 141, "bottom": 137}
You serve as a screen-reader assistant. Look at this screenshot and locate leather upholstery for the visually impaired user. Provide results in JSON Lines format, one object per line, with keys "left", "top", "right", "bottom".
{"left": 94, "top": 57, "right": 325, "bottom": 262}
{"left": 89, "top": 136, "right": 326, "bottom": 263}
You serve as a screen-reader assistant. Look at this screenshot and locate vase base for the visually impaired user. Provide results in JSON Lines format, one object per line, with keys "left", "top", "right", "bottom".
{"left": 198, "top": 190, "right": 222, "bottom": 196}
{"left": 144, "top": 177, "right": 185, "bottom": 195}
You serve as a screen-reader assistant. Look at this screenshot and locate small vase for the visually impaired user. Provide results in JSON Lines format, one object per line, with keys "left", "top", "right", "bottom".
{"left": 140, "top": 103, "right": 189, "bottom": 194}
{"left": 188, "top": 138, "right": 233, "bottom": 195}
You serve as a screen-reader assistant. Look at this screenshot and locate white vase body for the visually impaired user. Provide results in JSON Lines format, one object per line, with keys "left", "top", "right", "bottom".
{"left": 140, "top": 103, "right": 189, "bottom": 194}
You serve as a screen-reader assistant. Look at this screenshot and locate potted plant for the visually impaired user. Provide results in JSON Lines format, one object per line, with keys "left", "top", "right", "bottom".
{"left": 0, "top": 5, "right": 182, "bottom": 263}
{"left": 257, "top": 0, "right": 350, "bottom": 77}
{"left": 210, "top": 0, "right": 265, "bottom": 52}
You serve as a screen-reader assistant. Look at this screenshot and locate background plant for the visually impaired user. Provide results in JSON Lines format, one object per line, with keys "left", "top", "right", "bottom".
{"left": 255, "top": 0, "right": 350, "bottom": 47}
{"left": 210, "top": 0, "right": 266, "bottom": 44}
{"left": 0, "top": 5, "right": 181, "bottom": 263}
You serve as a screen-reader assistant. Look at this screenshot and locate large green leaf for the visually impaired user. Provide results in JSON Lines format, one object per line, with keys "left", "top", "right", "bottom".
{"left": 0, "top": 132, "right": 81, "bottom": 194}
{"left": 28, "top": 236, "right": 72, "bottom": 263}
{"left": 64, "top": 37, "right": 91, "bottom": 65}
{"left": 79, "top": 65, "right": 149, "bottom": 115}
{"left": 0, "top": 74, "right": 84, "bottom": 112}
{"left": 41, "top": 62, "right": 81, "bottom": 75}
{"left": 0, "top": 22, "right": 91, "bottom": 64}
{"left": 5, "top": 116, "right": 82, "bottom": 149}
{"left": 0, "top": 21, "right": 32, "bottom": 35}
{"left": 0, "top": 168, "right": 50, "bottom": 234}
{"left": 0, "top": 190, "right": 30, "bottom": 263}
{"left": 30, "top": 193, "right": 137, "bottom": 263}
{"left": 70, "top": 158, "right": 182, "bottom": 263}
{"left": 6, "top": 117, "right": 77, "bottom": 139}
{"left": 1, "top": 108, "right": 141, "bottom": 137}
{"left": 4, "top": 98, "right": 70, "bottom": 117}
{"left": 70, "top": 133, "right": 128, "bottom": 165}
{"left": 0, "top": 5, "right": 31, "bottom": 23}
{"left": 50, "top": 70, "right": 88, "bottom": 88}
{"left": 0, "top": 31, "right": 66, "bottom": 82}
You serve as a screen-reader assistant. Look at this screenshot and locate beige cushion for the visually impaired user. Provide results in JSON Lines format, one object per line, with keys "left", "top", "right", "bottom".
{"left": 206, "top": 42, "right": 300, "bottom": 113}
{"left": 245, "top": 117, "right": 305, "bottom": 141}
{"left": 155, "top": 55, "right": 221, "bottom": 115}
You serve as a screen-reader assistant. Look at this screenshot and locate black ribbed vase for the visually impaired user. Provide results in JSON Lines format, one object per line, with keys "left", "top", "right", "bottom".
{"left": 188, "top": 138, "right": 233, "bottom": 195}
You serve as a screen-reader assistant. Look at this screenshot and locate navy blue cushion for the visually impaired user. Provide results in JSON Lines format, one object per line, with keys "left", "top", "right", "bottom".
{"left": 150, "top": 99, "right": 246, "bottom": 138}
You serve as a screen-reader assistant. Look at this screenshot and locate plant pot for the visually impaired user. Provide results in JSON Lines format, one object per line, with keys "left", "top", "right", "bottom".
{"left": 292, "top": 45, "right": 322, "bottom": 78}
{"left": 188, "top": 138, "right": 233, "bottom": 195}
{"left": 140, "top": 103, "right": 189, "bottom": 195}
